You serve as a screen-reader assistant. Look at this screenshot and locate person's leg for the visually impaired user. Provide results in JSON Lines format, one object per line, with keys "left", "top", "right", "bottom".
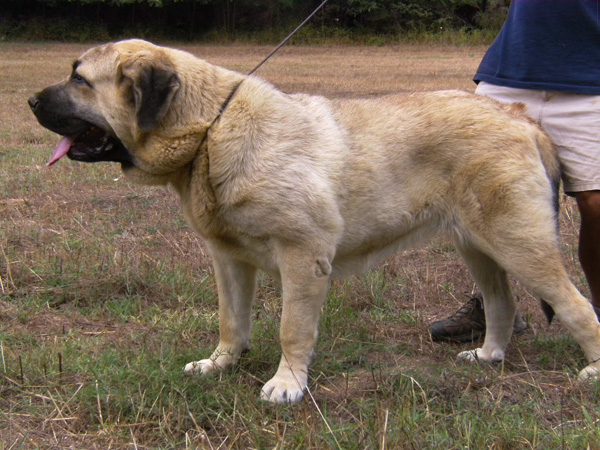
{"left": 575, "top": 190, "right": 600, "bottom": 308}
{"left": 545, "top": 91, "right": 600, "bottom": 312}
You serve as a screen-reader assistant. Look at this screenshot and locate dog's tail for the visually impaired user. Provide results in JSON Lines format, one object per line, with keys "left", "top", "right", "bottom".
{"left": 533, "top": 114, "right": 562, "bottom": 324}
{"left": 503, "top": 102, "right": 561, "bottom": 324}
{"left": 503, "top": 103, "right": 561, "bottom": 209}
{"left": 536, "top": 127, "right": 561, "bottom": 220}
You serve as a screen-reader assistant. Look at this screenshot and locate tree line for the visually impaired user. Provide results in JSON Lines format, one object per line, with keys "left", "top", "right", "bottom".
{"left": 0, "top": 0, "right": 509, "bottom": 41}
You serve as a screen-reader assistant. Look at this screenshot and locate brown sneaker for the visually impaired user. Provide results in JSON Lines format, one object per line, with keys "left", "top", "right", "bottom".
{"left": 430, "top": 293, "right": 527, "bottom": 343}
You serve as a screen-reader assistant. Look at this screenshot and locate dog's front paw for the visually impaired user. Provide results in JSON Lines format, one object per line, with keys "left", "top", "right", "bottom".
{"left": 457, "top": 348, "right": 504, "bottom": 364}
{"left": 260, "top": 373, "right": 306, "bottom": 404}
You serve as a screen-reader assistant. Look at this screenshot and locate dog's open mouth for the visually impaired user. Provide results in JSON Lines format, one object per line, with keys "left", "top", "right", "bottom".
{"left": 48, "top": 125, "right": 133, "bottom": 167}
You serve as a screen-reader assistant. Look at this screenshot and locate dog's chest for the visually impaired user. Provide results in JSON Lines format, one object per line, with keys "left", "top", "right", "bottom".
{"left": 211, "top": 231, "right": 280, "bottom": 278}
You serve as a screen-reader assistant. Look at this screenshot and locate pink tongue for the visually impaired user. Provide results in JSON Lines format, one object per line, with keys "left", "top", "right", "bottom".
{"left": 46, "top": 136, "right": 75, "bottom": 167}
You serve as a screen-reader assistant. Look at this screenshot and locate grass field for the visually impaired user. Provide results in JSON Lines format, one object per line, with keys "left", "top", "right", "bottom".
{"left": 1, "top": 41, "right": 599, "bottom": 449}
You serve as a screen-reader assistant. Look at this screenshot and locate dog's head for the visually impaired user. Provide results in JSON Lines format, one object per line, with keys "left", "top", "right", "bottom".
{"left": 28, "top": 40, "right": 214, "bottom": 183}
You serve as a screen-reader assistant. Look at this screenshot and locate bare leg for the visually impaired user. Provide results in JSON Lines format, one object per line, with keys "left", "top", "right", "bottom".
{"left": 575, "top": 190, "right": 600, "bottom": 307}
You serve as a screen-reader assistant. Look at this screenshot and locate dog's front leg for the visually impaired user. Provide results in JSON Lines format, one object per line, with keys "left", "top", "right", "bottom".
{"left": 184, "top": 252, "right": 257, "bottom": 376}
{"left": 260, "top": 247, "right": 332, "bottom": 403}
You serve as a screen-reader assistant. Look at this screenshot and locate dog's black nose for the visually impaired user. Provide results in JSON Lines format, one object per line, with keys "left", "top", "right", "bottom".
{"left": 28, "top": 96, "right": 39, "bottom": 112}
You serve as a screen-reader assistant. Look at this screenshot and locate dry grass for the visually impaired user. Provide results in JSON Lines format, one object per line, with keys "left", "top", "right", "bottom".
{"left": 1, "top": 41, "right": 598, "bottom": 449}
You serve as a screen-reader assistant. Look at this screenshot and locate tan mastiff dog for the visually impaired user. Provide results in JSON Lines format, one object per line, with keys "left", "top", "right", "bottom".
{"left": 29, "top": 40, "right": 600, "bottom": 403}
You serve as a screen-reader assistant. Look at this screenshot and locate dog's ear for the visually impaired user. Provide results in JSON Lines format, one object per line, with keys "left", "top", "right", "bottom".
{"left": 122, "top": 59, "right": 180, "bottom": 132}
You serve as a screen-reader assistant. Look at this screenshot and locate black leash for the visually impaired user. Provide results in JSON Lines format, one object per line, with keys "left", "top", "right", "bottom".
{"left": 215, "top": 0, "right": 328, "bottom": 117}
{"left": 248, "top": 0, "right": 329, "bottom": 77}
{"left": 198, "top": 0, "right": 328, "bottom": 207}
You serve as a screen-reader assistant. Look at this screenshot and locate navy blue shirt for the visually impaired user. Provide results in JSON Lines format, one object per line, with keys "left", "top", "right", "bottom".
{"left": 474, "top": 0, "right": 600, "bottom": 94}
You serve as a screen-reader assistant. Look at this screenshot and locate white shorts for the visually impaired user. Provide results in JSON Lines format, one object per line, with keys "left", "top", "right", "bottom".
{"left": 476, "top": 81, "right": 600, "bottom": 194}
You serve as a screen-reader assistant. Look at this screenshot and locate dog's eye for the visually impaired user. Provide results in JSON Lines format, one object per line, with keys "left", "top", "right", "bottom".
{"left": 72, "top": 73, "right": 89, "bottom": 86}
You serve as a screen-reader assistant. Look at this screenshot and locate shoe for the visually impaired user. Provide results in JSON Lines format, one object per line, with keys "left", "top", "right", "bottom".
{"left": 430, "top": 293, "right": 527, "bottom": 343}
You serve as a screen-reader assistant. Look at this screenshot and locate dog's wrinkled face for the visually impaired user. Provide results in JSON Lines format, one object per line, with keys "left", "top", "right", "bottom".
{"left": 28, "top": 40, "right": 180, "bottom": 170}
{"left": 29, "top": 46, "right": 132, "bottom": 167}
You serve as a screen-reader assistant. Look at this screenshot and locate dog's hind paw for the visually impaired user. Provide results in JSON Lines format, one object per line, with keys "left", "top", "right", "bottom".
{"left": 183, "top": 359, "right": 223, "bottom": 376}
{"left": 457, "top": 349, "right": 479, "bottom": 363}
{"left": 457, "top": 348, "right": 504, "bottom": 364}
{"left": 184, "top": 347, "right": 239, "bottom": 376}
{"left": 578, "top": 365, "right": 600, "bottom": 381}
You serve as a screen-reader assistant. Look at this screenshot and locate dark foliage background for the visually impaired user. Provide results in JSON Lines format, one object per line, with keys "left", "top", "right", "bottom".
{"left": 0, "top": 0, "right": 509, "bottom": 42}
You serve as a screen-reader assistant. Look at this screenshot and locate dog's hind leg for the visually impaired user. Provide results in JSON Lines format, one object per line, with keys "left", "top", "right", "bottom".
{"left": 454, "top": 243, "right": 516, "bottom": 364}
{"left": 494, "top": 228, "right": 600, "bottom": 379}
{"left": 458, "top": 226, "right": 600, "bottom": 380}
{"left": 520, "top": 266, "right": 600, "bottom": 380}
